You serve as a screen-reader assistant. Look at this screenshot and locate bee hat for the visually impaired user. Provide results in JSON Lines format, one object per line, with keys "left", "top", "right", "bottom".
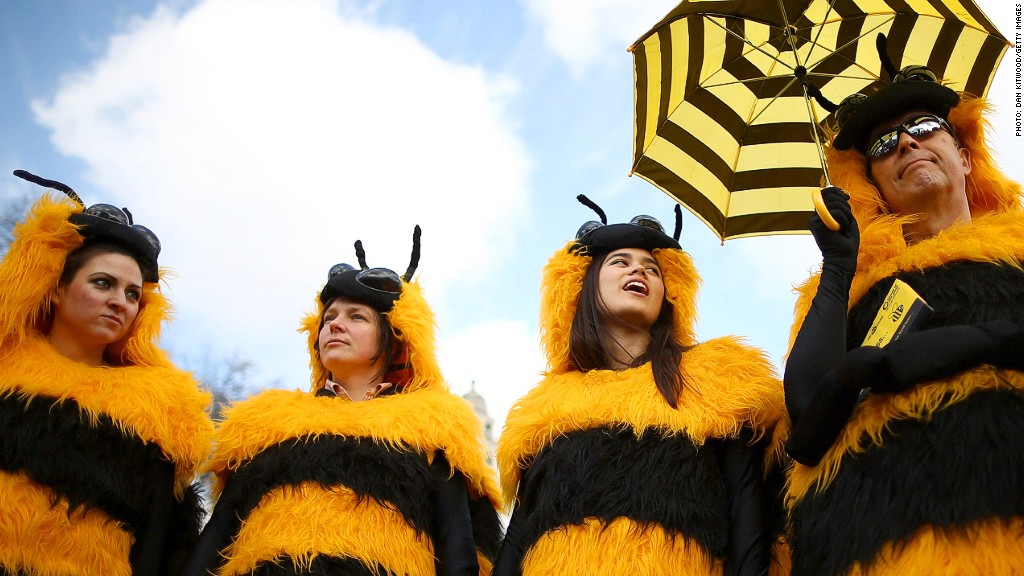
{"left": 540, "top": 195, "right": 701, "bottom": 375}
{"left": 300, "top": 225, "right": 445, "bottom": 392}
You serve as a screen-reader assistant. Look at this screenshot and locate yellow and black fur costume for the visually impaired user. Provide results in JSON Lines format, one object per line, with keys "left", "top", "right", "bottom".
{"left": 494, "top": 232, "right": 786, "bottom": 575}
{"left": 184, "top": 279, "right": 502, "bottom": 576}
{"left": 784, "top": 97, "right": 1024, "bottom": 575}
{"left": 0, "top": 194, "right": 214, "bottom": 576}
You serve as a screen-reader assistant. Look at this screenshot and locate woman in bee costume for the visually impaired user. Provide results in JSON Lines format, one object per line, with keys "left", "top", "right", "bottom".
{"left": 183, "top": 227, "right": 502, "bottom": 576}
{"left": 783, "top": 35, "right": 1024, "bottom": 575}
{"left": 0, "top": 170, "right": 214, "bottom": 576}
{"left": 493, "top": 196, "right": 786, "bottom": 576}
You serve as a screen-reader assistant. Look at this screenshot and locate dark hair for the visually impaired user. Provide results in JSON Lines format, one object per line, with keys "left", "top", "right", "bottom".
{"left": 568, "top": 253, "right": 688, "bottom": 407}
{"left": 58, "top": 240, "right": 143, "bottom": 288}
{"left": 315, "top": 296, "right": 397, "bottom": 386}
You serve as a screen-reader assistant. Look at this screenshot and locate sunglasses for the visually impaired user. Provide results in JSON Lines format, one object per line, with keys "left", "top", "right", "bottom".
{"left": 327, "top": 263, "right": 403, "bottom": 295}
{"left": 866, "top": 114, "right": 958, "bottom": 161}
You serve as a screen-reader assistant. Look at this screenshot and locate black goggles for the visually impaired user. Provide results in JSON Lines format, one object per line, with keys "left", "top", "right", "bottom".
{"left": 81, "top": 203, "right": 161, "bottom": 254}
{"left": 866, "top": 114, "right": 958, "bottom": 161}
{"left": 576, "top": 214, "right": 666, "bottom": 240}
{"left": 327, "top": 263, "right": 403, "bottom": 294}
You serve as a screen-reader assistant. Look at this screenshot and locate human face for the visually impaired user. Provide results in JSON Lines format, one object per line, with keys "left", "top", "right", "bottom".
{"left": 867, "top": 109, "right": 972, "bottom": 218}
{"left": 597, "top": 247, "right": 665, "bottom": 333}
{"left": 51, "top": 252, "right": 143, "bottom": 360}
{"left": 318, "top": 297, "right": 384, "bottom": 379}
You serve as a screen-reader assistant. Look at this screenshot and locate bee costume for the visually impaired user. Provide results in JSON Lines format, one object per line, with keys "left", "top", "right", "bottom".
{"left": 0, "top": 171, "right": 214, "bottom": 576}
{"left": 493, "top": 197, "right": 786, "bottom": 576}
{"left": 783, "top": 35, "right": 1024, "bottom": 576}
{"left": 183, "top": 227, "right": 503, "bottom": 576}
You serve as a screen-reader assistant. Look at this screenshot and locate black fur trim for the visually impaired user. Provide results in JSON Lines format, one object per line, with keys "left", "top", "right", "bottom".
{"left": 0, "top": 392, "right": 176, "bottom": 531}
{"left": 790, "top": 387, "right": 1024, "bottom": 576}
{"left": 250, "top": 555, "right": 395, "bottom": 576}
{"left": 848, "top": 262, "right": 1024, "bottom": 346}
{"left": 196, "top": 435, "right": 435, "bottom": 574}
{"left": 512, "top": 426, "right": 728, "bottom": 557}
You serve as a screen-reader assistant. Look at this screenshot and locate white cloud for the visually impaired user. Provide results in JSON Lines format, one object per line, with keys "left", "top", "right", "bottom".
{"left": 32, "top": 0, "right": 531, "bottom": 385}
{"left": 438, "top": 319, "right": 545, "bottom": 435}
{"left": 522, "top": 0, "right": 678, "bottom": 73}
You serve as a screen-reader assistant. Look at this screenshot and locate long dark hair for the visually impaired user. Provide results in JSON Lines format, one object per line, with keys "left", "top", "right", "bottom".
{"left": 315, "top": 297, "right": 397, "bottom": 387}
{"left": 568, "top": 252, "right": 689, "bottom": 407}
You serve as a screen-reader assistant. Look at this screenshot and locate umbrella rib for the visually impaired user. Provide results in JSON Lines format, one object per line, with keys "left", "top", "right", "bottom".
{"left": 706, "top": 16, "right": 795, "bottom": 72}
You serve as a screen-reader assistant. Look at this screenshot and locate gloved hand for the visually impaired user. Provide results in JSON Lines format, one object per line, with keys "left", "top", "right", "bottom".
{"left": 834, "top": 345, "right": 892, "bottom": 391}
{"left": 811, "top": 187, "right": 859, "bottom": 275}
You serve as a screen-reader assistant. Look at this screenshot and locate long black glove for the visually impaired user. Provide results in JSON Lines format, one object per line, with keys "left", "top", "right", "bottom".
{"left": 180, "top": 474, "right": 243, "bottom": 576}
{"left": 784, "top": 187, "right": 860, "bottom": 465}
{"left": 431, "top": 452, "right": 479, "bottom": 576}
{"left": 491, "top": 503, "right": 526, "bottom": 576}
{"left": 717, "top": 429, "right": 770, "bottom": 576}
{"left": 826, "top": 320, "right": 1024, "bottom": 393}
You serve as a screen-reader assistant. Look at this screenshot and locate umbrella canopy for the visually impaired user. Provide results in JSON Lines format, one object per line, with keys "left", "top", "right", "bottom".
{"left": 630, "top": 0, "right": 1009, "bottom": 242}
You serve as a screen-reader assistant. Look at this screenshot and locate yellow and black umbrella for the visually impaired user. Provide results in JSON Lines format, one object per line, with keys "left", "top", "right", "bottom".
{"left": 630, "top": 0, "right": 1008, "bottom": 242}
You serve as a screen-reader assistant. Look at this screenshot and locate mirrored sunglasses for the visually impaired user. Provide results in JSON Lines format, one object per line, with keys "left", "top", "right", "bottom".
{"left": 866, "top": 115, "right": 957, "bottom": 160}
{"left": 575, "top": 214, "right": 666, "bottom": 240}
{"left": 327, "top": 263, "right": 403, "bottom": 295}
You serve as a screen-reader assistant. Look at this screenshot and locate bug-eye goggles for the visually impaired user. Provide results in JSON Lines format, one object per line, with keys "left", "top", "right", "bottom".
{"left": 318, "top": 263, "right": 404, "bottom": 311}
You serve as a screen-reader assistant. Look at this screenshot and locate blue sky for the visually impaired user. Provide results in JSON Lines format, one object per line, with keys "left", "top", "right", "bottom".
{"left": 2, "top": 0, "right": 1021, "bottom": 433}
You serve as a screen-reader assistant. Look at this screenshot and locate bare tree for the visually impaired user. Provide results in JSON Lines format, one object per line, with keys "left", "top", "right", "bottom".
{"left": 0, "top": 192, "right": 33, "bottom": 258}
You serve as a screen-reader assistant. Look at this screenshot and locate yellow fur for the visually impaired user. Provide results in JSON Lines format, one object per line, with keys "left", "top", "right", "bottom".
{"left": 0, "top": 335, "right": 213, "bottom": 485}
{"left": 300, "top": 281, "right": 444, "bottom": 392}
{"left": 0, "top": 472, "right": 134, "bottom": 576}
{"left": 218, "top": 481, "right": 434, "bottom": 576}
{"left": 521, "top": 517, "right": 721, "bottom": 576}
{"left": 787, "top": 368, "right": 1024, "bottom": 502}
{"left": 498, "top": 337, "right": 783, "bottom": 509}
{"left": 845, "top": 517, "right": 1024, "bottom": 576}
{"left": 209, "top": 387, "right": 499, "bottom": 506}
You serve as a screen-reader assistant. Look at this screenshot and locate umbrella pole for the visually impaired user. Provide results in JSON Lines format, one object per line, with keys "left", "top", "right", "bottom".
{"left": 779, "top": 7, "right": 842, "bottom": 233}
{"left": 798, "top": 81, "right": 841, "bottom": 232}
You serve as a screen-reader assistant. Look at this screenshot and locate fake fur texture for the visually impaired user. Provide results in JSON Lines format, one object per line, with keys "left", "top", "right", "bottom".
{"left": 783, "top": 98, "right": 1024, "bottom": 575}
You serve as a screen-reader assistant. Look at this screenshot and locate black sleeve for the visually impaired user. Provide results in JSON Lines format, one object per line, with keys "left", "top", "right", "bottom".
{"left": 179, "top": 474, "right": 243, "bottom": 576}
{"left": 717, "top": 429, "right": 770, "bottom": 576}
{"left": 491, "top": 503, "right": 526, "bottom": 576}
{"left": 129, "top": 460, "right": 176, "bottom": 576}
{"left": 431, "top": 452, "right": 479, "bottom": 576}
{"left": 874, "top": 320, "right": 1024, "bottom": 391}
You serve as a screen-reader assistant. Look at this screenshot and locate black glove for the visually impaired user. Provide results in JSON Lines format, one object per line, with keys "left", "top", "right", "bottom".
{"left": 811, "top": 186, "right": 860, "bottom": 276}
{"left": 873, "top": 320, "right": 1024, "bottom": 392}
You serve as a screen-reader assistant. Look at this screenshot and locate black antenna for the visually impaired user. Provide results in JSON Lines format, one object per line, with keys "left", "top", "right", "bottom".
{"left": 876, "top": 33, "right": 898, "bottom": 80}
{"left": 13, "top": 169, "right": 84, "bottom": 206}
{"left": 806, "top": 84, "right": 839, "bottom": 112}
{"left": 403, "top": 225, "right": 422, "bottom": 282}
{"left": 673, "top": 204, "right": 682, "bottom": 241}
{"left": 354, "top": 240, "right": 368, "bottom": 270}
{"left": 576, "top": 194, "right": 607, "bottom": 224}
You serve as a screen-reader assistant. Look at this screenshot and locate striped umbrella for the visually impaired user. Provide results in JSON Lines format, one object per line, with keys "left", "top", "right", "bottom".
{"left": 629, "top": 0, "right": 1009, "bottom": 242}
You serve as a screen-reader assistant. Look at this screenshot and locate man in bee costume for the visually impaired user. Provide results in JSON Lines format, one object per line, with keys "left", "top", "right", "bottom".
{"left": 784, "top": 35, "right": 1024, "bottom": 575}
{"left": 494, "top": 197, "right": 786, "bottom": 575}
{"left": 0, "top": 171, "right": 214, "bottom": 575}
{"left": 182, "top": 227, "right": 503, "bottom": 576}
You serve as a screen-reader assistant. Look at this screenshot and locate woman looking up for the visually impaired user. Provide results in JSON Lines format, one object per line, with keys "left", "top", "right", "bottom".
{"left": 494, "top": 196, "right": 786, "bottom": 576}
{"left": 184, "top": 227, "right": 503, "bottom": 576}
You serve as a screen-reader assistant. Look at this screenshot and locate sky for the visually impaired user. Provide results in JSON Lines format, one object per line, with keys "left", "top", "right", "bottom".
{"left": 2, "top": 0, "right": 1022, "bottom": 436}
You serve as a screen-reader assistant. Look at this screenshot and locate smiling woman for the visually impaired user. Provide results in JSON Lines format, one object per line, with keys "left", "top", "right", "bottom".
{"left": 0, "top": 171, "right": 213, "bottom": 576}
{"left": 493, "top": 196, "right": 787, "bottom": 576}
